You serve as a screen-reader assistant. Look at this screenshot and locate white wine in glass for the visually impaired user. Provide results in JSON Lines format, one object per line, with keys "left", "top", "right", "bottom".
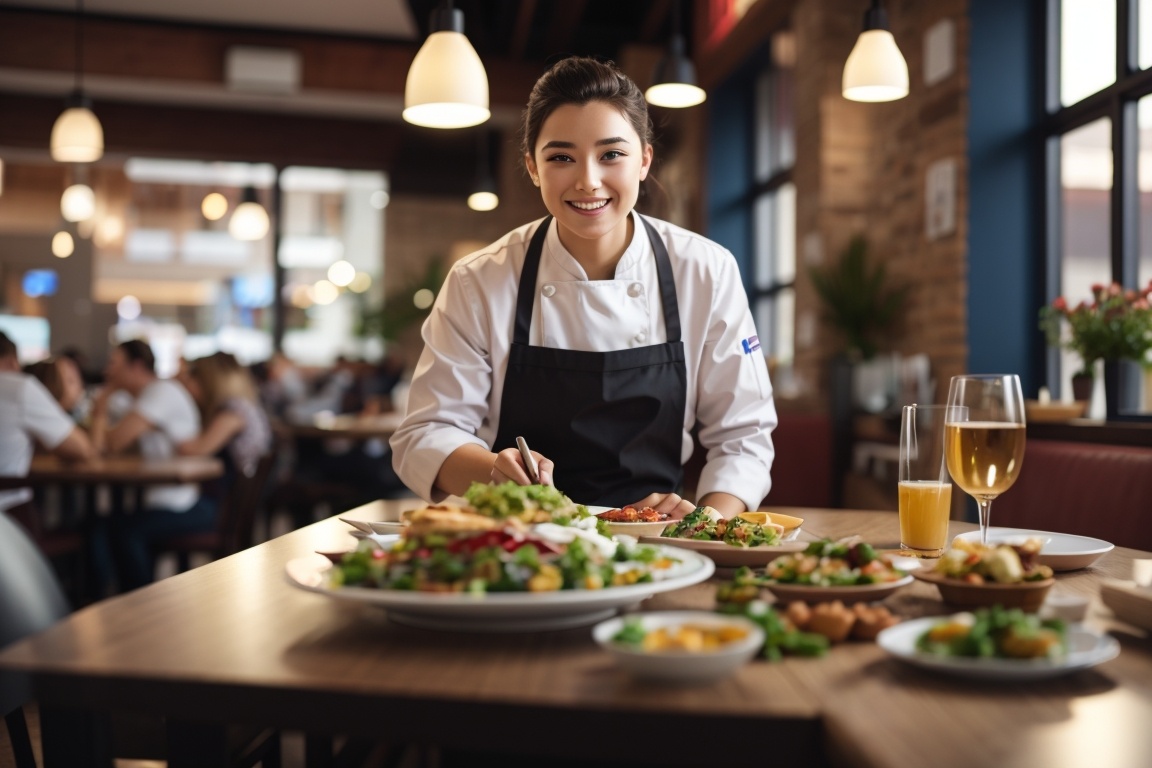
{"left": 944, "top": 374, "right": 1027, "bottom": 545}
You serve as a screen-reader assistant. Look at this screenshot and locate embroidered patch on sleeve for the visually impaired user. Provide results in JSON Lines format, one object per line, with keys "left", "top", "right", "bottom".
{"left": 741, "top": 335, "right": 761, "bottom": 354}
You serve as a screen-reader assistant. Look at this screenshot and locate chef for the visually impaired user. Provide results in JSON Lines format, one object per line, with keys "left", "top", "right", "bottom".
{"left": 390, "top": 56, "right": 776, "bottom": 519}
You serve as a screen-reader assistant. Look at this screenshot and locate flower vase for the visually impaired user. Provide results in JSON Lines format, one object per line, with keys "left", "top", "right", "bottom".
{"left": 1070, "top": 373, "right": 1094, "bottom": 403}
{"left": 1103, "top": 360, "right": 1121, "bottom": 421}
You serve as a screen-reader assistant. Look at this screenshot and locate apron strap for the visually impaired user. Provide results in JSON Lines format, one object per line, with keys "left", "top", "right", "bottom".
{"left": 513, "top": 216, "right": 551, "bottom": 346}
{"left": 513, "top": 213, "right": 681, "bottom": 345}
{"left": 639, "top": 214, "right": 681, "bottom": 344}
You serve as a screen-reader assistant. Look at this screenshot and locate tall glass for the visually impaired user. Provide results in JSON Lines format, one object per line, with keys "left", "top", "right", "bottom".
{"left": 898, "top": 404, "right": 962, "bottom": 557}
{"left": 944, "top": 374, "right": 1027, "bottom": 545}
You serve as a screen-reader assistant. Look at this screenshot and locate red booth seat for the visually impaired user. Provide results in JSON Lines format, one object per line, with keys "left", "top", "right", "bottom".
{"left": 992, "top": 439, "right": 1152, "bottom": 552}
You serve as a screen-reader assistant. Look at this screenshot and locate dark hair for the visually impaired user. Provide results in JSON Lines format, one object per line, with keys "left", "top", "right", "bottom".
{"left": 25, "top": 359, "right": 64, "bottom": 402}
{"left": 0, "top": 331, "right": 15, "bottom": 361}
{"left": 520, "top": 56, "right": 653, "bottom": 161}
{"left": 118, "top": 339, "right": 156, "bottom": 373}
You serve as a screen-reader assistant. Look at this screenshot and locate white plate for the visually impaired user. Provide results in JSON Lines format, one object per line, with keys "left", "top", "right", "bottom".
{"left": 592, "top": 611, "right": 765, "bottom": 684}
{"left": 877, "top": 616, "right": 1120, "bottom": 681}
{"left": 285, "top": 544, "right": 715, "bottom": 633}
{"left": 762, "top": 574, "right": 915, "bottom": 604}
{"left": 638, "top": 535, "right": 806, "bottom": 568}
{"left": 954, "top": 528, "right": 1114, "bottom": 571}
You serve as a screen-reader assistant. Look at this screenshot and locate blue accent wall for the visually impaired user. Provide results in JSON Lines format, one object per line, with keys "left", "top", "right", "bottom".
{"left": 706, "top": 67, "right": 755, "bottom": 293}
{"left": 967, "top": 0, "right": 1042, "bottom": 393}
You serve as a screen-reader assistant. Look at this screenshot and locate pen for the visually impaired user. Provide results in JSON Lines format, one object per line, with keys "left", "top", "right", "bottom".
{"left": 515, "top": 435, "right": 539, "bottom": 484}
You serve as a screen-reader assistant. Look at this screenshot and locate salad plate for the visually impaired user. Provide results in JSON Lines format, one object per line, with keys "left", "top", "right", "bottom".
{"left": 638, "top": 536, "right": 807, "bottom": 567}
{"left": 761, "top": 574, "right": 914, "bottom": 605}
{"left": 953, "top": 528, "right": 1114, "bottom": 571}
{"left": 877, "top": 616, "right": 1120, "bottom": 681}
{"left": 285, "top": 544, "right": 715, "bottom": 633}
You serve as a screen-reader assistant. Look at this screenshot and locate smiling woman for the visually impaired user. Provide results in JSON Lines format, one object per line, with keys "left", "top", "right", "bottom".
{"left": 390, "top": 56, "right": 778, "bottom": 524}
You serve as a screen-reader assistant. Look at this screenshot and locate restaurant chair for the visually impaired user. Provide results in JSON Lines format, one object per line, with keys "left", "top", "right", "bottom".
{"left": 1, "top": 507, "right": 72, "bottom": 768}
{"left": 157, "top": 448, "right": 278, "bottom": 572}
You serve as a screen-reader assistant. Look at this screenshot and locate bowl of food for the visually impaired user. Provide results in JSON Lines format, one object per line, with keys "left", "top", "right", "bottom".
{"left": 1024, "top": 400, "right": 1087, "bottom": 423}
{"left": 592, "top": 611, "right": 764, "bottom": 684}
{"left": 591, "top": 505, "right": 673, "bottom": 539}
{"left": 914, "top": 538, "right": 1055, "bottom": 612}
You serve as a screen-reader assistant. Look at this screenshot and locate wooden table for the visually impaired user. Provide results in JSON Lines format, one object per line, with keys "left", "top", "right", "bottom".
{"left": 0, "top": 454, "right": 225, "bottom": 488}
{"left": 282, "top": 412, "right": 403, "bottom": 442}
{"left": 1, "top": 505, "right": 1149, "bottom": 768}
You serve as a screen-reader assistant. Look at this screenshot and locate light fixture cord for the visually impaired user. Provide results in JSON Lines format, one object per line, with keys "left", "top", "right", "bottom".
{"left": 74, "top": 0, "right": 84, "bottom": 92}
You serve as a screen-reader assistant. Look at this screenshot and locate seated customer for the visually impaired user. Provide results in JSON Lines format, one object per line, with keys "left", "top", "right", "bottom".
{"left": 25, "top": 354, "right": 87, "bottom": 422}
{"left": 0, "top": 332, "right": 96, "bottom": 520}
{"left": 89, "top": 339, "right": 209, "bottom": 589}
{"left": 178, "top": 352, "right": 272, "bottom": 481}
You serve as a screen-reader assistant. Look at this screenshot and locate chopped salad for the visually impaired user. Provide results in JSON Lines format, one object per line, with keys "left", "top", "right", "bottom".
{"left": 662, "top": 506, "right": 783, "bottom": 548}
{"left": 329, "top": 482, "right": 678, "bottom": 594}
{"left": 916, "top": 606, "right": 1067, "bottom": 660}
{"left": 933, "top": 538, "right": 1054, "bottom": 584}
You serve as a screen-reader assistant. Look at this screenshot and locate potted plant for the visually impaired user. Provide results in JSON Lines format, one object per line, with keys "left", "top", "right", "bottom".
{"left": 1039, "top": 281, "right": 1152, "bottom": 415}
{"left": 809, "top": 235, "right": 908, "bottom": 362}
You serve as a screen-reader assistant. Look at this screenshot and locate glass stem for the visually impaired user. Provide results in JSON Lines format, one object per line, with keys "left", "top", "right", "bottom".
{"left": 977, "top": 498, "right": 993, "bottom": 545}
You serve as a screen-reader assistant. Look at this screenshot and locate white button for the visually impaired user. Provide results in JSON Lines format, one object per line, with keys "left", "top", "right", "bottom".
{"left": 541, "top": 285, "right": 556, "bottom": 298}
{"left": 635, "top": 331, "right": 648, "bottom": 343}
{"left": 628, "top": 283, "right": 643, "bottom": 297}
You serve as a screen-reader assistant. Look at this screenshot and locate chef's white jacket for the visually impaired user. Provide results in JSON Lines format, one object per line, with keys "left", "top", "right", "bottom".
{"left": 390, "top": 213, "right": 777, "bottom": 510}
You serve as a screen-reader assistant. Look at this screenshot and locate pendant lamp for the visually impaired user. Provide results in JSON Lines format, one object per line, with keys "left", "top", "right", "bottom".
{"left": 842, "top": 0, "right": 908, "bottom": 102}
{"left": 467, "top": 130, "right": 499, "bottom": 211}
{"left": 228, "top": 186, "right": 270, "bottom": 241}
{"left": 645, "top": 1, "right": 706, "bottom": 109}
{"left": 403, "top": 1, "right": 490, "bottom": 129}
{"left": 61, "top": 183, "right": 95, "bottom": 222}
{"left": 51, "top": 0, "right": 104, "bottom": 162}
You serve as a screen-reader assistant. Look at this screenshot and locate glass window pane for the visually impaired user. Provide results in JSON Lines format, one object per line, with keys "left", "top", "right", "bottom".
{"left": 753, "top": 194, "right": 773, "bottom": 290}
{"left": 774, "top": 183, "right": 796, "bottom": 283}
{"left": 1060, "top": 0, "right": 1115, "bottom": 106}
{"left": 1142, "top": 0, "right": 1152, "bottom": 70}
{"left": 754, "top": 70, "right": 772, "bottom": 183}
{"left": 1140, "top": 96, "right": 1152, "bottom": 289}
{"left": 1058, "top": 118, "right": 1112, "bottom": 388}
{"left": 774, "top": 287, "right": 795, "bottom": 363}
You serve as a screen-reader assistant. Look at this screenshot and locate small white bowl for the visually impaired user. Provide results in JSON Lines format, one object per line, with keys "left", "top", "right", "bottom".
{"left": 592, "top": 611, "right": 764, "bottom": 684}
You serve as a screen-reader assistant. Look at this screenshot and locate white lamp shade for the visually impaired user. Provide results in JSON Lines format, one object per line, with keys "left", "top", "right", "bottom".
{"left": 403, "top": 31, "right": 490, "bottom": 129}
{"left": 229, "top": 201, "right": 270, "bottom": 241}
{"left": 61, "top": 183, "right": 96, "bottom": 222}
{"left": 842, "top": 29, "right": 909, "bottom": 102}
{"left": 467, "top": 190, "right": 499, "bottom": 211}
{"left": 645, "top": 82, "right": 706, "bottom": 108}
{"left": 51, "top": 106, "right": 105, "bottom": 163}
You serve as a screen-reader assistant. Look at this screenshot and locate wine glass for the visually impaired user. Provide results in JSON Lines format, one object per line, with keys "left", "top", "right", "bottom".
{"left": 944, "top": 374, "right": 1027, "bottom": 545}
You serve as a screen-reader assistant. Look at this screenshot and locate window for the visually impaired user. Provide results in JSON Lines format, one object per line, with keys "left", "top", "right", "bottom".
{"left": 749, "top": 38, "right": 796, "bottom": 366}
{"left": 1045, "top": 0, "right": 1152, "bottom": 413}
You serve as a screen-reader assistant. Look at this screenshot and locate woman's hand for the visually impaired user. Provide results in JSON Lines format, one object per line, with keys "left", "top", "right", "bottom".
{"left": 490, "top": 447, "right": 554, "bottom": 487}
{"left": 626, "top": 492, "right": 697, "bottom": 520}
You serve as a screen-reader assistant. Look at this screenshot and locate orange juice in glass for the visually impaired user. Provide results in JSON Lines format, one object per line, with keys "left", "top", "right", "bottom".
{"left": 898, "top": 404, "right": 963, "bottom": 557}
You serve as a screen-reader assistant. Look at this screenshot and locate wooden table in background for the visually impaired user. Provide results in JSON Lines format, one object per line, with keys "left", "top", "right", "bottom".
{"left": 281, "top": 412, "right": 403, "bottom": 442}
{"left": 0, "top": 505, "right": 1149, "bottom": 767}
{"left": 0, "top": 454, "right": 224, "bottom": 489}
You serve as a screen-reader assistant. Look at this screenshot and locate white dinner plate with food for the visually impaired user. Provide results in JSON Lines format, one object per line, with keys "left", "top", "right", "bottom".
{"left": 877, "top": 616, "right": 1120, "bottom": 681}
{"left": 587, "top": 506, "right": 673, "bottom": 538}
{"left": 760, "top": 574, "right": 915, "bottom": 605}
{"left": 637, "top": 536, "right": 807, "bottom": 568}
{"left": 285, "top": 544, "right": 715, "bottom": 633}
{"left": 953, "top": 528, "right": 1114, "bottom": 571}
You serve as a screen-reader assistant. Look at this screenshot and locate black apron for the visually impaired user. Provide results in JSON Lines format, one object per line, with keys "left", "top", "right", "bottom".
{"left": 492, "top": 215, "right": 688, "bottom": 507}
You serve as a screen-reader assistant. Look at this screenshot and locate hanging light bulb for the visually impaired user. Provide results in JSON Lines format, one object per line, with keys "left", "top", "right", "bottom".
{"left": 403, "top": 2, "right": 490, "bottom": 129}
{"left": 52, "top": 231, "right": 75, "bottom": 258}
{"left": 645, "top": 1, "right": 706, "bottom": 108}
{"left": 842, "top": 0, "right": 909, "bottom": 102}
{"left": 228, "top": 186, "right": 270, "bottom": 241}
{"left": 467, "top": 129, "right": 499, "bottom": 211}
{"left": 51, "top": 1, "right": 104, "bottom": 162}
{"left": 61, "top": 183, "right": 95, "bottom": 222}
{"left": 201, "top": 192, "right": 229, "bottom": 221}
